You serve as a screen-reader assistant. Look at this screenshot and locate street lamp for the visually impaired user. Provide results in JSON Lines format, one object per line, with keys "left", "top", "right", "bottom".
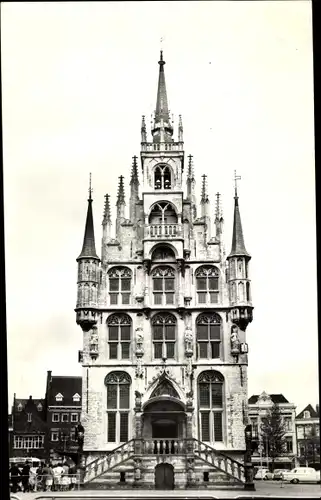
{"left": 244, "top": 424, "right": 255, "bottom": 491}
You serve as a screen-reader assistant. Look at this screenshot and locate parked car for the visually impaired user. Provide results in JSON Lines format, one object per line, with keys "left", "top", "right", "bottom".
{"left": 254, "top": 468, "right": 270, "bottom": 480}
{"left": 282, "top": 467, "right": 321, "bottom": 484}
{"left": 273, "top": 469, "right": 290, "bottom": 480}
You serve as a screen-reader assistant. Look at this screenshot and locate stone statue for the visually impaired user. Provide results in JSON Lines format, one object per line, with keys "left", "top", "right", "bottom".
{"left": 135, "top": 391, "right": 142, "bottom": 410}
{"left": 184, "top": 327, "right": 193, "bottom": 351}
{"left": 230, "top": 325, "right": 240, "bottom": 353}
{"left": 136, "top": 328, "right": 144, "bottom": 344}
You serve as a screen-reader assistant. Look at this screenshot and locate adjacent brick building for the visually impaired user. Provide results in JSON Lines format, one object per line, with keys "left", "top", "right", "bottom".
{"left": 10, "top": 395, "right": 47, "bottom": 459}
{"left": 9, "top": 373, "right": 82, "bottom": 462}
{"left": 74, "top": 51, "right": 254, "bottom": 489}
{"left": 248, "top": 391, "right": 297, "bottom": 470}
{"left": 45, "top": 371, "right": 82, "bottom": 461}
{"left": 295, "top": 404, "right": 320, "bottom": 469}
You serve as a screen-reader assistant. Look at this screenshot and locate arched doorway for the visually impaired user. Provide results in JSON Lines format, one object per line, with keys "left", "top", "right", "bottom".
{"left": 155, "top": 463, "right": 174, "bottom": 490}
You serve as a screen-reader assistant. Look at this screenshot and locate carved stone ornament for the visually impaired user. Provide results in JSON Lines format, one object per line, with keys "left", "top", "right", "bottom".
{"left": 135, "top": 391, "right": 142, "bottom": 411}
{"left": 135, "top": 358, "right": 144, "bottom": 379}
{"left": 230, "top": 324, "right": 241, "bottom": 355}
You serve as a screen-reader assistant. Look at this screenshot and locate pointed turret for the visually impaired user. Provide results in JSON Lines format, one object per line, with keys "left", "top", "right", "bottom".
{"left": 130, "top": 156, "right": 140, "bottom": 221}
{"left": 228, "top": 179, "right": 250, "bottom": 258}
{"left": 227, "top": 172, "right": 253, "bottom": 330}
{"left": 178, "top": 114, "right": 184, "bottom": 143}
{"left": 141, "top": 115, "right": 147, "bottom": 143}
{"left": 77, "top": 174, "right": 99, "bottom": 260}
{"left": 215, "top": 192, "right": 224, "bottom": 239}
{"left": 116, "top": 175, "right": 125, "bottom": 206}
{"left": 151, "top": 51, "right": 173, "bottom": 143}
{"left": 76, "top": 174, "right": 100, "bottom": 330}
{"left": 116, "top": 175, "right": 126, "bottom": 236}
{"left": 186, "top": 154, "right": 197, "bottom": 219}
{"left": 102, "top": 193, "right": 111, "bottom": 225}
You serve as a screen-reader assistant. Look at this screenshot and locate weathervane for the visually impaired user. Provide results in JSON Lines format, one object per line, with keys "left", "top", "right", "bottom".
{"left": 234, "top": 170, "right": 241, "bottom": 197}
{"left": 89, "top": 172, "right": 93, "bottom": 200}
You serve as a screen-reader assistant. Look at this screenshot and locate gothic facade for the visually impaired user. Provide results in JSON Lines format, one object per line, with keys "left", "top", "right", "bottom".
{"left": 75, "top": 52, "right": 254, "bottom": 489}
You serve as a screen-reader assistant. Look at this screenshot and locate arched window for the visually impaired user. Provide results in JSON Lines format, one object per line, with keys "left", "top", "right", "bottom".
{"left": 105, "top": 372, "right": 131, "bottom": 443}
{"left": 151, "top": 245, "right": 176, "bottom": 262}
{"left": 231, "top": 282, "right": 236, "bottom": 303}
{"left": 198, "top": 371, "right": 224, "bottom": 443}
{"left": 152, "top": 266, "right": 175, "bottom": 305}
{"left": 196, "top": 313, "right": 221, "bottom": 359}
{"left": 246, "top": 282, "right": 251, "bottom": 301}
{"left": 154, "top": 164, "right": 172, "bottom": 189}
{"left": 195, "top": 266, "right": 219, "bottom": 304}
{"left": 152, "top": 313, "right": 176, "bottom": 359}
{"left": 108, "top": 267, "right": 132, "bottom": 305}
{"left": 107, "top": 314, "right": 131, "bottom": 360}
{"left": 239, "top": 282, "right": 244, "bottom": 301}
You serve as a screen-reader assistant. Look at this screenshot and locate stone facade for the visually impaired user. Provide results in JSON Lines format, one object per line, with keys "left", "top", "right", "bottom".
{"left": 75, "top": 51, "right": 254, "bottom": 487}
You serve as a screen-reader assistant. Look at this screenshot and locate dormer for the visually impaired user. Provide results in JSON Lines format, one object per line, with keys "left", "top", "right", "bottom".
{"left": 73, "top": 393, "right": 81, "bottom": 403}
{"left": 37, "top": 403, "right": 43, "bottom": 411}
{"left": 55, "top": 393, "right": 63, "bottom": 402}
{"left": 17, "top": 403, "right": 23, "bottom": 411}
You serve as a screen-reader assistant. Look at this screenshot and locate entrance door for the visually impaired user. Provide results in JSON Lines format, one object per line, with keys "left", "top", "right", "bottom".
{"left": 152, "top": 420, "right": 177, "bottom": 439}
{"left": 155, "top": 463, "right": 174, "bottom": 490}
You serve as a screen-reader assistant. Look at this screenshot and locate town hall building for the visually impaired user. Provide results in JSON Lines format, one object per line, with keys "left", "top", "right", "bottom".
{"left": 75, "top": 52, "right": 254, "bottom": 489}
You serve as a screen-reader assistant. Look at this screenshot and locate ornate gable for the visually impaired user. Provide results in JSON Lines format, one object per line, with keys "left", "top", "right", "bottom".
{"left": 151, "top": 379, "right": 180, "bottom": 399}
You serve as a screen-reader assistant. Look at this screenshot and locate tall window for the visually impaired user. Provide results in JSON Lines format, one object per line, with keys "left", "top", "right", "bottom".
{"left": 196, "top": 313, "right": 221, "bottom": 359}
{"left": 107, "top": 314, "right": 131, "bottom": 360}
{"left": 105, "top": 372, "right": 131, "bottom": 443}
{"left": 108, "top": 267, "right": 132, "bottom": 305}
{"left": 152, "top": 313, "right": 176, "bottom": 359}
{"left": 154, "top": 165, "right": 172, "bottom": 189}
{"left": 195, "top": 266, "right": 219, "bottom": 304}
{"left": 14, "top": 435, "right": 44, "bottom": 449}
{"left": 198, "top": 371, "right": 224, "bottom": 443}
{"left": 152, "top": 266, "right": 175, "bottom": 305}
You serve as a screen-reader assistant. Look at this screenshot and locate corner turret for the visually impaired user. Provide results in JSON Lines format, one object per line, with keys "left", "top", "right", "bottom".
{"left": 227, "top": 171, "right": 253, "bottom": 330}
{"left": 75, "top": 174, "right": 100, "bottom": 330}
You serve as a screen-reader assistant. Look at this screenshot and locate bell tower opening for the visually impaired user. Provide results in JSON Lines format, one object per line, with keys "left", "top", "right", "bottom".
{"left": 154, "top": 165, "right": 172, "bottom": 190}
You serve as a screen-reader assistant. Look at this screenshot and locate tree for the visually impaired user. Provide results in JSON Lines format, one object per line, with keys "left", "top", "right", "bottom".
{"left": 260, "top": 404, "right": 287, "bottom": 472}
{"left": 303, "top": 424, "right": 320, "bottom": 466}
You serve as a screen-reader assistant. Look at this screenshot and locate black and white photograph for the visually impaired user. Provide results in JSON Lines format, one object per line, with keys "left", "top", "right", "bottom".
{"left": 2, "top": 1, "right": 319, "bottom": 498}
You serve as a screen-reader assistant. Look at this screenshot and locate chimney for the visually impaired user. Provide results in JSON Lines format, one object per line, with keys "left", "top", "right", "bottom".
{"left": 29, "top": 395, "right": 32, "bottom": 400}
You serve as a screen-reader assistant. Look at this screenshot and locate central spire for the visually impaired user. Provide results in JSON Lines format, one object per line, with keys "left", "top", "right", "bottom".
{"left": 152, "top": 51, "right": 173, "bottom": 143}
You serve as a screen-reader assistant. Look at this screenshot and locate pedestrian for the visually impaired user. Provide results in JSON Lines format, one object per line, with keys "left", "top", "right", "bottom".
{"left": 69, "top": 463, "right": 77, "bottom": 490}
{"left": 21, "top": 461, "right": 31, "bottom": 493}
{"left": 9, "top": 463, "right": 21, "bottom": 493}
{"left": 43, "top": 462, "right": 53, "bottom": 491}
{"left": 61, "top": 462, "right": 70, "bottom": 491}
{"left": 53, "top": 462, "right": 64, "bottom": 491}
{"left": 36, "top": 463, "right": 44, "bottom": 492}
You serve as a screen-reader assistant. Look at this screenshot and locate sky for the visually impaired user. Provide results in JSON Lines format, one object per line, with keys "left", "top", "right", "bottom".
{"left": 2, "top": 1, "right": 317, "bottom": 415}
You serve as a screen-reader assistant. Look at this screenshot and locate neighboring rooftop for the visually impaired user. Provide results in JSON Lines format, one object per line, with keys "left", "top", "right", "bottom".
{"left": 296, "top": 403, "right": 320, "bottom": 419}
{"left": 248, "top": 393, "right": 290, "bottom": 405}
{"left": 47, "top": 376, "right": 82, "bottom": 406}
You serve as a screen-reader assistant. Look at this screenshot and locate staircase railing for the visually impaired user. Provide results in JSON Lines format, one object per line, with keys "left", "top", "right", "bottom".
{"left": 189, "top": 438, "right": 245, "bottom": 484}
{"left": 83, "top": 439, "right": 137, "bottom": 483}
{"left": 83, "top": 437, "right": 245, "bottom": 485}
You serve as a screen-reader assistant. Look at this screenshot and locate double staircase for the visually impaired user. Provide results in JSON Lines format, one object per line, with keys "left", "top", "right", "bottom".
{"left": 82, "top": 438, "right": 246, "bottom": 489}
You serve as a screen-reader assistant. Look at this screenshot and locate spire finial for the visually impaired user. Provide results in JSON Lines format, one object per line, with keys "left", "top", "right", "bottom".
{"left": 187, "top": 155, "right": 194, "bottom": 179}
{"left": 103, "top": 194, "right": 111, "bottom": 224}
{"left": 130, "top": 156, "right": 139, "bottom": 185}
{"left": 88, "top": 172, "right": 92, "bottom": 201}
{"left": 234, "top": 170, "right": 241, "bottom": 198}
{"left": 215, "top": 192, "right": 221, "bottom": 220}
{"left": 201, "top": 174, "right": 209, "bottom": 203}
{"left": 116, "top": 175, "right": 125, "bottom": 205}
